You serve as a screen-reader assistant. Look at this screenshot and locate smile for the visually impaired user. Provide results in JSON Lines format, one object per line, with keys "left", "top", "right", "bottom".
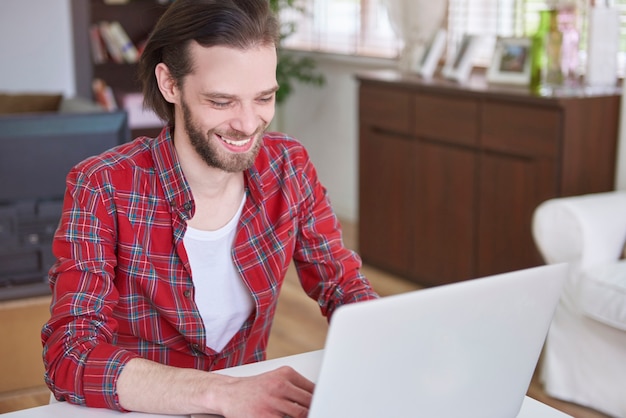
{"left": 218, "top": 135, "right": 252, "bottom": 147}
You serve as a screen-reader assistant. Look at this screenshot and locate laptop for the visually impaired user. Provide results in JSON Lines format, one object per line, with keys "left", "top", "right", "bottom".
{"left": 309, "top": 263, "right": 567, "bottom": 418}
{"left": 196, "top": 263, "right": 567, "bottom": 418}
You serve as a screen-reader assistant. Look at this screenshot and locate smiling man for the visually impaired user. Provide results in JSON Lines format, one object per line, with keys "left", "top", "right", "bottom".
{"left": 41, "top": 1, "right": 378, "bottom": 417}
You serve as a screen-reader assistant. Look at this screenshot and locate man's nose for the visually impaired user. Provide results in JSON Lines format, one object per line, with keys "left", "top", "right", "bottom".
{"left": 230, "top": 103, "right": 260, "bottom": 135}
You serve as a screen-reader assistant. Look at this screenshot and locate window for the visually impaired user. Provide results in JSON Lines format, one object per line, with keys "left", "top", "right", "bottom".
{"left": 283, "top": 0, "right": 626, "bottom": 75}
{"left": 446, "top": 0, "right": 553, "bottom": 66}
{"left": 281, "top": 0, "right": 402, "bottom": 57}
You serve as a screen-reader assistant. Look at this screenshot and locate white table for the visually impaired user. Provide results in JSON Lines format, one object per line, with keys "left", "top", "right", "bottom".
{"left": 4, "top": 350, "right": 571, "bottom": 417}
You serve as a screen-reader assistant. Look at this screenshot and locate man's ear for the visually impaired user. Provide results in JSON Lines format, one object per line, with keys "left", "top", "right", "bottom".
{"left": 155, "top": 63, "right": 178, "bottom": 104}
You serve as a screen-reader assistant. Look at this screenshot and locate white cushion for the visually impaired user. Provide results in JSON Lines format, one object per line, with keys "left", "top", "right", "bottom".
{"left": 578, "top": 260, "right": 626, "bottom": 331}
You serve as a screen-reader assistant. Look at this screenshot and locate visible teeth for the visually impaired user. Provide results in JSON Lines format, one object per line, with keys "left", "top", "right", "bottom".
{"left": 222, "top": 137, "right": 252, "bottom": 146}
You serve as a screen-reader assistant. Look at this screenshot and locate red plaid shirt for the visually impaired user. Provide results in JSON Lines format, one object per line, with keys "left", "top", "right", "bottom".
{"left": 42, "top": 127, "right": 377, "bottom": 410}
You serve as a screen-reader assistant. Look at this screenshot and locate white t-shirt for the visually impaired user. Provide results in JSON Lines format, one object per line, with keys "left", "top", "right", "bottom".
{"left": 183, "top": 195, "right": 253, "bottom": 352}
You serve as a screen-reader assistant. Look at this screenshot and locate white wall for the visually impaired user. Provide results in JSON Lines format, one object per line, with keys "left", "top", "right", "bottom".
{"left": 278, "top": 53, "right": 395, "bottom": 222}
{"left": 0, "top": 0, "right": 75, "bottom": 97}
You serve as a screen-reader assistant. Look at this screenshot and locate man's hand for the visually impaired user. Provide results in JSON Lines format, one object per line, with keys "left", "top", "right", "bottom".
{"left": 118, "top": 358, "right": 314, "bottom": 417}
{"left": 217, "top": 366, "right": 315, "bottom": 418}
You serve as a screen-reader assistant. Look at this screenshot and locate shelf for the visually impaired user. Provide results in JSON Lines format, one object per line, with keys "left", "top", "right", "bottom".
{"left": 93, "top": 62, "right": 141, "bottom": 92}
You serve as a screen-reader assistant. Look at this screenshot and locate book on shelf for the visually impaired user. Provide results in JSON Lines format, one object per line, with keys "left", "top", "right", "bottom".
{"left": 136, "top": 36, "right": 149, "bottom": 57}
{"left": 97, "top": 21, "right": 124, "bottom": 63}
{"left": 89, "top": 24, "right": 108, "bottom": 64}
{"left": 92, "top": 78, "right": 118, "bottom": 112}
{"left": 108, "top": 21, "right": 139, "bottom": 63}
{"left": 97, "top": 21, "right": 139, "bottom": 64}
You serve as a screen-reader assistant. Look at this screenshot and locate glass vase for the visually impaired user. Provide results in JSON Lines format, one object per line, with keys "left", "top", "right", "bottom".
{"left": 530, "top": 9, "right": 567, "bottom": 94}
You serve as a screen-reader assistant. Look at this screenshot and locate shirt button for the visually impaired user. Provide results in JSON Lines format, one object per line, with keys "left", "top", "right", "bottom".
{"left": 183, "top": 202, "right": 192, "bottom": 211}
{"left": 183, "top": 290, "right": 192, "bottom": 298}
{"left": 191, "top": 343, "right": 202, "bottom": 355}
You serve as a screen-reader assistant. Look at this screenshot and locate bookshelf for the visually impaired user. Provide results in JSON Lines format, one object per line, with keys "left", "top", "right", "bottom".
{"left": 72, "top": 0, "right": 171, "bottom": 138}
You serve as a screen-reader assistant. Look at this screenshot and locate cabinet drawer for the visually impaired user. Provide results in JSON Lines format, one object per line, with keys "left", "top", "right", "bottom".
{"left": 414, "top": 94, "right": 479, "bottom": 146}
{"left": 481, "top": 101, "right": 561, "bottom": 157}
{"left": 359, "top": 84, "right": 412, "bottom": 135}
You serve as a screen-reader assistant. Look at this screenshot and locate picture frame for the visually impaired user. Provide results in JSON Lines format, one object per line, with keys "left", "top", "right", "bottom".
{"left": 442, "top": 34, "right": 482, "bottom": 83}
{"left": 487, "top": 37, "right": 532, "bottom": 86}
{"left": 412, "top": 28, "right": 447, "bottom": 79}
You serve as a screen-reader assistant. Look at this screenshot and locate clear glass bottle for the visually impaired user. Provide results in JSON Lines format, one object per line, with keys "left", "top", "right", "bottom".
{"left": 545, "top": 9, "right": 564, "bottom": 87}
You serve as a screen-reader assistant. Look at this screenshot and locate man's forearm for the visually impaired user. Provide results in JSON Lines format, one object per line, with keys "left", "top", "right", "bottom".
{"left": 117, "top": 356, "right": 315, "bottom": 417}
{"left": 117, "top": 357, "right": 232, "bottom": 415}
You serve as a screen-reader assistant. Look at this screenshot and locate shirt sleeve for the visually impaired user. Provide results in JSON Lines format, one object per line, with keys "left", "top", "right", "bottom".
{"left": 41, "top": 167, "right": 138, "bottom": 411}
{"left": 292, "top": 149, "right": 379, "bottom": 318}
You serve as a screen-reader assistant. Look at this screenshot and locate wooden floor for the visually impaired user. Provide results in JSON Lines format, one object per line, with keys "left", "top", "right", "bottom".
{"left": 0, "top": 220, "right": 612, "bottom": 417}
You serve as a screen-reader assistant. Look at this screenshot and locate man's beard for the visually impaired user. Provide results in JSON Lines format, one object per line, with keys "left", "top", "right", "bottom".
{"left": 181, "top": 100, "right": 265, "bottom": 173}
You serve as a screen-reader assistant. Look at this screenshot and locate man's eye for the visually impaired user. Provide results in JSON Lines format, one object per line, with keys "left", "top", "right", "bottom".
{"left": 210, "top": 101, "right": 231, "bottom": 108}
{"left": 258, "top": 95, "right": 274, "bottom": 103}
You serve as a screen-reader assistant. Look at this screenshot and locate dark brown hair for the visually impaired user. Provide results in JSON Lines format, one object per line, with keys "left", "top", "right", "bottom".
{"left": 138, "top": 0, "right": 280, "bottom": 124}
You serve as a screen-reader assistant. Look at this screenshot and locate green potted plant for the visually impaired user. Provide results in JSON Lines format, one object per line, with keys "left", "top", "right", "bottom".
{"left": 269, "top": 0, "right": 325, "bottom": 104}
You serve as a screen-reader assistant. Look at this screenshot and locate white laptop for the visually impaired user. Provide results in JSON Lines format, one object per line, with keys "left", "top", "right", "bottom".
{"left": 309, "top": 263, "right": 567, "bottom": 418}
{"left": 197, "top": 263, "right": 567, "bottom": 418}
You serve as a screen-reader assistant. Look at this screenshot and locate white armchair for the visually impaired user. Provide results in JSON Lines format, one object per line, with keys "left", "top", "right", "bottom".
{"left": 532, "top": 191, "right": 626, "bottom": 418}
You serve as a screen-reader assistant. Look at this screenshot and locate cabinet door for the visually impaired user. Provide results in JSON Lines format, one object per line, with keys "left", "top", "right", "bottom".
{"left": 477, "top": 152, "right": 556, "bottom": 277}
{"left": 359, "top": 130, "right": 413, "bottom": 276}
{"left": 412, "top": 141, "right": 476, "bottom": 285}
{"left": 478, "top": 101, "right": 560, "bottom": 277}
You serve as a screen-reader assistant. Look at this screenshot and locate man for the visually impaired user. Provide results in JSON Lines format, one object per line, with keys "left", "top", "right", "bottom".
{"left": 41, "top": 0, "right": 378, "bottom": 417}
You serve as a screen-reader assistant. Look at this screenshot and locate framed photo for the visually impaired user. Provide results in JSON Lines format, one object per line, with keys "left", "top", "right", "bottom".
{"left": 487, "top": 37, "right": 532, "bottom": 85}
{"left": 413, "top": 28, "right": 447, "bottom": 79}
{"left": 442, "top": 34, "right": 482, "bottom": 83}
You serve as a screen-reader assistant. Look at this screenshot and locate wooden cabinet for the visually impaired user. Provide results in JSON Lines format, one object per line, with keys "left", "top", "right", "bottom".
{"left": 358, "top": 85, "right": 414, "bottom": 274}
{"left": 0, "top": 296, "right": 51, "bottom": 395}
{"left": 358, "top": 71, "right": 621, "bottom": 287}
{"left": 72, "top": 0, "right": 170, "bottom": 138}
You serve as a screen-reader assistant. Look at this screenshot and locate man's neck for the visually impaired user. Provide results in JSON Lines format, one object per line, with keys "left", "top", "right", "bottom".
{"left": 174, "top": 133, "right": 245, "bottom": 231}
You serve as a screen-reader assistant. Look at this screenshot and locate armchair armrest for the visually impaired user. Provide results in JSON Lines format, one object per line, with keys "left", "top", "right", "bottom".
{"left": 532, "top": 191, "right": 626, "bottom": 269}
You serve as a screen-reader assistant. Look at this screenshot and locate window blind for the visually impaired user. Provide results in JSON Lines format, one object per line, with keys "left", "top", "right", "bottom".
{"left": 282, "top": 0, "right": 402, "bottom": 56}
